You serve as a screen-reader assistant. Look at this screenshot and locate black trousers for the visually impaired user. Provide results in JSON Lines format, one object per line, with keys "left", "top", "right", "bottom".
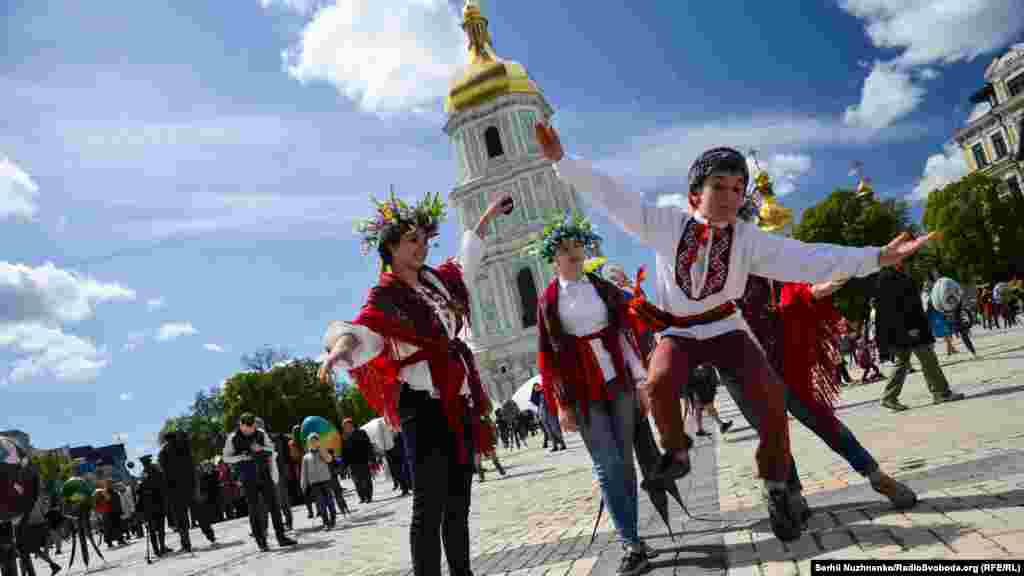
{"left": 145, "top": 513, "right": 167, "bottom": 552}
{"left": 400, "top": 385, "right": 475, "bottom": 576}
{"left": 386, "top": 447, "right": 411, "bottom": 492}
{"left": 350, "top": 462, "right": 373, "bottom": 502}
{"left": 242, "top": 474, "right": 287, "bottom": 544}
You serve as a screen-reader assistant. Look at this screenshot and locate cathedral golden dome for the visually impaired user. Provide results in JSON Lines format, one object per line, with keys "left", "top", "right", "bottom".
{"left": 758, "top": 195, "right": 793, "bottom": 234}
{"left": 445, "top": 2, "right": 543, "bottom": 114}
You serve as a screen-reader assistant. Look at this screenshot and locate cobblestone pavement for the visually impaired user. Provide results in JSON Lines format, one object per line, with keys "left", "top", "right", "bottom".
{"left": 715, "top": 325, "right": 1024, "bottom": 575}
{"left": 25, "top": 326, "right": 1023, "bottom": 576}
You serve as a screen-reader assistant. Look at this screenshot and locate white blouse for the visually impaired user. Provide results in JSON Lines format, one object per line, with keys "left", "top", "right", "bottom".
{"left": 325, "top": 230, "right": 485, "bottom": 398}
{"left": 556, "top": 157, "right": 882, "bottom": 341}
{"left": 556, "top": 276, "right": 647, "bottom": 384}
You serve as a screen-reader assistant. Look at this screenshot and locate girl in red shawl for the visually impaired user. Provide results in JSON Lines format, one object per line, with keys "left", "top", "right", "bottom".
{"left": 531, "top": 212, "right": 657, "bottom": 576}
{"left": 319, "top": 191, "right": 509, "bottom": 576}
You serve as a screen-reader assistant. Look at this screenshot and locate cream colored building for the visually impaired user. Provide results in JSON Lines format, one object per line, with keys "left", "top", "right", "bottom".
{"left": 953, "top": 44, "right": 1024, "bottom": 197}
{"left": 443, "top": 2, "right": 581, "bottom": 403}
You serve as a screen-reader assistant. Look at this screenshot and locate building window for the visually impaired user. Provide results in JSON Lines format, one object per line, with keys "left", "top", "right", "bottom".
{"left": 516, "top": 268, "right": 538, "bottom": 328}
{"left": 992, "top": 132, "right": 1009, "bottom": 159}
{"left": 1008, "top": 73, "right": 1024, "bottom": 98}
{"left": 484, "top": 126, "right": 504, "bottom": 158}
{"left": 972, "top": 143, "right": 989, "bottom": 168}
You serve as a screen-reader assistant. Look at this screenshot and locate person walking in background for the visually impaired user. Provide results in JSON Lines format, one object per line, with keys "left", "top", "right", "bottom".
{"left": 869, "top": 262, "right": 965, "bottom": 412}
{"left": 685, "top": 364, "right": 733, "bottom": 437}
{"left": 223, "top": 413, "right": 298, "bottom": 551}
{"left": 325, "top": 449, "right": 350, "bottom": 515}
{"left": 138, "top": 456, "right": 172, "bottom": 556}
{"left": 531, "top": 381, "right": 566, "bottom": 452}
{"left": 341, "top": 419, "right": 375, "bottom": 504}
{"left": 300, "top": 433, "right": 336, "bottom": 531}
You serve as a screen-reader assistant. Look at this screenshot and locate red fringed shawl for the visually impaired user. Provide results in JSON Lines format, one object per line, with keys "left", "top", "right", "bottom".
{"left": 347, "top": 259, "right": 488, "bottom": 465}
{"left": 778, "top": 282, "right": 844, "bottom": 436}
{"left": 536, "top": 273, "right": 638, "bottom": 423}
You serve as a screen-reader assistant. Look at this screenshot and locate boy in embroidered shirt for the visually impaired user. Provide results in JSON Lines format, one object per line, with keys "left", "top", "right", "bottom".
{"left": 536, "top": 123, "right": 935, "bottom": 541}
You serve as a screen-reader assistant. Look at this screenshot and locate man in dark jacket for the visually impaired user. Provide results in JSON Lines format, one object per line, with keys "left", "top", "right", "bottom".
{"left": 158, "top": 431, "right": 215, "bottom": 552}
{"left": 869, "top": 262, "right": 965, "bottom": 411}
{"left": 223, "top": 414, "right": 298, "bottom": 551}
{"left": 137, "top": 456, "right": 172, "bottom": 556}
{"left": 341, "top": 419, "right": 374, "bottom": 503}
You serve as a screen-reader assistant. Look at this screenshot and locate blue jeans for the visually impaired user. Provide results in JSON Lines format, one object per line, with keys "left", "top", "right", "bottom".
{"left": 310, "top": 482, "right": 336, "bottom": 523}
{"left": 540, "top": 402, "right": 565, "bottom": 446}
{"left": 720, "top": 370, "right": 878, "bottom": 491}
{"left": 575, "top": 384, "right": 640, "bottom": 548}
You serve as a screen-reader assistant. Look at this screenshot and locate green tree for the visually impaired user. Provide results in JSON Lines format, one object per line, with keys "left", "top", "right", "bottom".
{"left": 32, "top": 450, "right": 74, "bottom": 501}
{"left": 336, "top": 379, "right": 378, "bottom": 427}
{"left": 222, "top": 359, "right": 342, "bottom": 435}
{"left": 792, "top": 188, "right": 914, "bottom": 320}
{"left": 923, "top": 173, "right": 1024, "bottom": 283}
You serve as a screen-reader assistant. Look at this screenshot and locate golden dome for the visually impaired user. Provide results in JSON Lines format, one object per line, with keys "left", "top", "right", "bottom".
{"left": 758, "top": 195, "right": 793, "bottom": 234}
{"left": 445, "top": 2, "right": 542, "bottom": 114}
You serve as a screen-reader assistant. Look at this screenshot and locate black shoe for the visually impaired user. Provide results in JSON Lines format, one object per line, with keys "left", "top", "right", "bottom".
{"left": 720, "top": 420, "right": 734, "bottom": 434}
{"left": 617, "top": 549, "right": 650, "bottom": 576}
{"left": 764, "top": 487, "right": 803, "bottom": 542}
{"left": 277, "top": 535, "right": 297, "bottom": 547}
{"left": 696, "top": 430, "right": 711, "bottom": 437}
{"left": 881, "top": 399, "right": 909, "bottom": 412}
{"left": 656, "top": 451, "right": 691, "bottom": 480}
{"left": 50, "top": 564, "right": 61, "bottom": 576}
{"left": 934, "top": 392, "right": 965, "bottom": 404}
{"left": 257, "top": 540, "right": 270, "bottom": 552}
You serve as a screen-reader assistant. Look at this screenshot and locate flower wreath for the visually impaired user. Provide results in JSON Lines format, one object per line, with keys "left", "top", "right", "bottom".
{"left": 354, "top": 191, "right": 448, "bottom": 257}
{"left": 522, "top": 210, "right": 602, "bottom": 262}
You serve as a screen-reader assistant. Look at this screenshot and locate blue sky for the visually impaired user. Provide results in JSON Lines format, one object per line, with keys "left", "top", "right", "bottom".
{"left": 2, "top": 0, "right": 1021, "bottom": 459}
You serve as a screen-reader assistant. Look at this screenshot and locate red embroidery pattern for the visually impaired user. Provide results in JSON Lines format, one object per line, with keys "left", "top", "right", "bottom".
{"left": 698, "top": 226, "right": 733, "bottom": 298}
{"left": 675, "top": 219, "right": 734, "bottom": 300}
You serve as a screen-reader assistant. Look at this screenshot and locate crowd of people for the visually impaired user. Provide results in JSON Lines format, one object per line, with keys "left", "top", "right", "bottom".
{"left": 6, "top": 118, "right": 1017, "bottom": 576}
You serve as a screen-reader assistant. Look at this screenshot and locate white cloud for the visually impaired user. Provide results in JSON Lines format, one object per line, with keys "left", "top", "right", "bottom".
{"left": 119, "top": 392, "right": 133, "bottom": 401}
{"left": 839, "top": 0, "right": 1022, "bottom": 67}
{"left": 840, "top": 0, "right": 1023, "bottom": 130}
{"left": 146, "top": 297, "right": 165, "bottom": 311}
{"left": 596, "top": 113, "right": 923, "bottom": 189}
{"left": 157, "top": 322, "right": 198, "bottom": 342}
{"left": 0, "top": 262, "right": 136, "bottom": 325}
{"left": 277, "top": 0, "right": 468, "bottom": 114}
{"left": 748, "top": 153, "right": 813, "bottom": 197}
{"left": 910, "top": 143, "right": 969, "bottom": 200}
{"left": 0, "top": 323, "right": 107, "bottom": 384}
{"left": 656, "top": 194, "right": 687, "bottom": 209}
{"left": 0, "top": 262, "right": 132, "bottom": 384}
{"left": 843, "top": 61, "right": 925, "bottom": 131}
{"left": 203, "top": 343, "right": 224, "bottom": 353}
{"left": 967, "top": 102, "right": 992, "bottom": 124}
{"left": 0, "top": 156, "right": 40, "bottom": 221}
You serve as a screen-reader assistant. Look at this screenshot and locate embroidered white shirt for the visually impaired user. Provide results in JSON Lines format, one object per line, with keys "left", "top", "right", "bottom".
{"left": 327, "top": 230, "right": 485, "bottom": 398}
{"left": 556, "top": 276, "right": 647, "bottom": 384}
{"left": 556, "top": 157, "right": 882, "bottom": 341}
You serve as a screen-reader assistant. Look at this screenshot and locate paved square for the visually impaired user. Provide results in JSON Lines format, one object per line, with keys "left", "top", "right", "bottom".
{"left": 24, "top": 327, "right": 1024, "bottom": 575}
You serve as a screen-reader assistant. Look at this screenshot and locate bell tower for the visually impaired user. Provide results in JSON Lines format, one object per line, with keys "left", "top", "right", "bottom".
{"left": 443, "top": 0, "right": 580, "bottom": 403}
